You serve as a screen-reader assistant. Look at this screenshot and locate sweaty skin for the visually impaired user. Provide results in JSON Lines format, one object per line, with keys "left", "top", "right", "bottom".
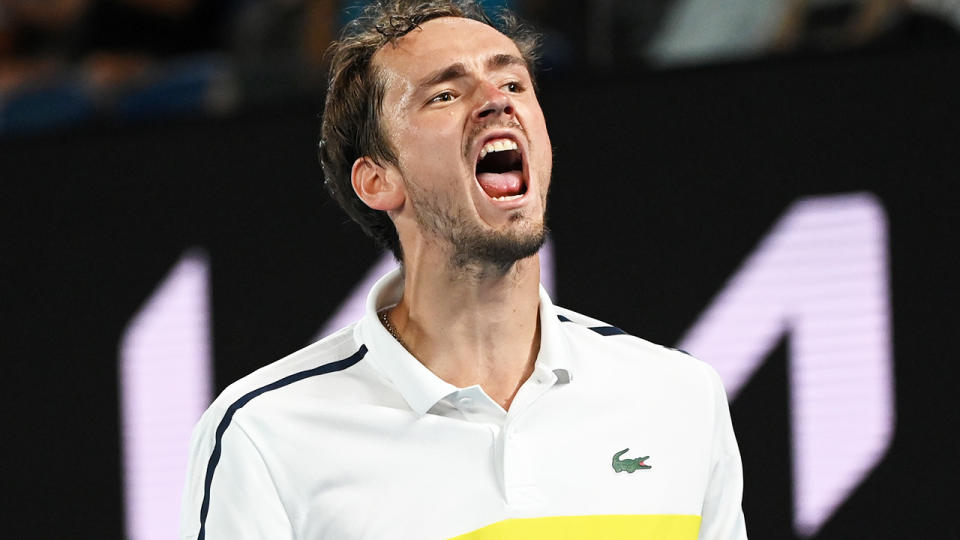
{"left": 352, "top": 17, "right": 553, "bottom": 410}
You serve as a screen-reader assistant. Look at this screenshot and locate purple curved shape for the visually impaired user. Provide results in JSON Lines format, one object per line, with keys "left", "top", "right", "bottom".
{"left": 120, "top": 251, "right": 212, "bottom": 540}
{"left": 679, "top": 193, "right": 895, "bottom": 537}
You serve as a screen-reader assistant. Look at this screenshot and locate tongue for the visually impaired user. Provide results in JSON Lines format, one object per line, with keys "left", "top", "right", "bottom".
{"left": 477, "top": 171, "right": 523, "bottom": 198}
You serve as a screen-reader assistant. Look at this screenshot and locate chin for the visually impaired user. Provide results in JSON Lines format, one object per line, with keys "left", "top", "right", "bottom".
{"left": 450, "top": 220, "right": 547, "bottom": 270}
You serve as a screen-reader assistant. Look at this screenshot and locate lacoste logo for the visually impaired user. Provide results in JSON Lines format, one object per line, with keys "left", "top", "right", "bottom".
{"left": 612, "top": 448, "right": 652, "bottom": 473}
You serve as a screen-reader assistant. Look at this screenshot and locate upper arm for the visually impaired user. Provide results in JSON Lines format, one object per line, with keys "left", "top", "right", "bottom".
{"left": 180, "top": 412, "right": 294, "bottom": 539}
{"left": 698, "top": 365, "right": 748, "bottom": 540}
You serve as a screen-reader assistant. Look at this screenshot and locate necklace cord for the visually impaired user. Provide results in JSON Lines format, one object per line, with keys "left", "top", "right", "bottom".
{"left": 379, "top": 309, "right": 406, "bottom": 347}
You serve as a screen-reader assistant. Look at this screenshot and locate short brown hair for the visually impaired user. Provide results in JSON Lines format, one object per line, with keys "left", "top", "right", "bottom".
{"left": 318, "top": 0, "right": 541, "bottom": 260}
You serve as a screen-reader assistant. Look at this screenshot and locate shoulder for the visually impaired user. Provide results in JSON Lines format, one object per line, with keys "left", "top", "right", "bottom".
{"left": 553, "top": 304, "right": 721, "bottom": 389}
{"left": 182, "top": 326, "right": 371, "bottom": 538}
{"left": 195, "top": 323, "right": 371, "bottom": 433}
{"left": 553, "top": 304, "right": 694, "bottom": 360}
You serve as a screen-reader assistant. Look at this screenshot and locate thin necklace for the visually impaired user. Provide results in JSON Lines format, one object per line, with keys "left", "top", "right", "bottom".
{"left": 379, "top": 309, "right": 406, "bottom": 348}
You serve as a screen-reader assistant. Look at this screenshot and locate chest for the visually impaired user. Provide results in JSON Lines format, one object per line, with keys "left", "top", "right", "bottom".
{"left": 246, "top": 389, "right": 713, "bottom": 539}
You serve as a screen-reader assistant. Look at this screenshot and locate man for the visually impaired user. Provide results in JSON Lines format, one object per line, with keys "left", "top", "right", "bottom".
{"left": 180, "top": 1, "right": 748, "bottom": 538}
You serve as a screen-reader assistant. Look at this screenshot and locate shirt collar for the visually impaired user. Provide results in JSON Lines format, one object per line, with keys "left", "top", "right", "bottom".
{"left": 535, "top": 284, "right": 575, "bottom": 385}
{"left": 358, "top": 266, "right": 574, "bottom": 417}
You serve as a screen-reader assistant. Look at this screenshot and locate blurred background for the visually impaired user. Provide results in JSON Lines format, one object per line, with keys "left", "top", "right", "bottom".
{"left": 2, "top": 0, "right": 959, "bottom": 538}
{"left": 3, "top": 0, "right": 959, "bottom": 132}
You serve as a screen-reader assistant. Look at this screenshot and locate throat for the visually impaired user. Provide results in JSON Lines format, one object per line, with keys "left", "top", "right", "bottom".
{"left": 392, "top": 258, "right": 544, "bottom": 409}
{"left": 418, "top": 317, "right": 541, "bottom": 412}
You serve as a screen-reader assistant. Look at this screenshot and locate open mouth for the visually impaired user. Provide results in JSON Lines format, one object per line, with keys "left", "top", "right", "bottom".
{"left": 475, "top": 138, "right": 527, "bottom": 201}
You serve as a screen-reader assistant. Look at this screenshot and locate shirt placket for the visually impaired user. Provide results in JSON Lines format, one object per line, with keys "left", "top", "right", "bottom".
{"left": 499, "top": 367, "right": 559, "bottom": 508}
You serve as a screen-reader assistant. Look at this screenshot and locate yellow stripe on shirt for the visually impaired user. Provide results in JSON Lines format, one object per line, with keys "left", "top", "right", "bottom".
{"left": 449, "top": 514, "right": 702, "bottom": 539}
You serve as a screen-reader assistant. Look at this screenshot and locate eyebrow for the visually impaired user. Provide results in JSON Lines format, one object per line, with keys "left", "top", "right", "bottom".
{"left": 418, "top": 63, "right": 468, "bottom": 89}
{"left": 416, "top": 54, "right": 528, "bottom": 90}
{"left": 488, "top": 53, "right": 526, "bottom": 71}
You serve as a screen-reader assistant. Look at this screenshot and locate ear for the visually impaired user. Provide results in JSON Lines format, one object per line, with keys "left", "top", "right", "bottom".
{"left": 351, "top": 156, "right": 404, "bottom": 211}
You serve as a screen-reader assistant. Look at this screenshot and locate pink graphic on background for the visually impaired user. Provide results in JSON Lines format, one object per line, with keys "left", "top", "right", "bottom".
{"left": 679, "top": 193, "right": 894, "bottom": 537}
{"left": 316, "top": 252, "right": 399, "bottom": 340}
{"left": 120, "top": 251, "right": 212, "bottom": 540}
{"left": 316, "top": 238, "right": 556, "bottom": 341}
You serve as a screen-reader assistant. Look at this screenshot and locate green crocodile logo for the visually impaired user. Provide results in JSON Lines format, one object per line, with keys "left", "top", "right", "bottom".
{"left": 612, "top": 448, "right": 652, "bottom": 473}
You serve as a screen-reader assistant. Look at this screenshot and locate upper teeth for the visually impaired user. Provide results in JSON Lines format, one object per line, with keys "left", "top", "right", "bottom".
{"left": 479, "top": 138, "right": 518, "bottom": 160}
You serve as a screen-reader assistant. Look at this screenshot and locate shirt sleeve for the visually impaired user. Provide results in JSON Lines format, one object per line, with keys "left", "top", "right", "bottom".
{"left": 180, "top": 409, "right": 295, "bottom": 539}
{"left": 698, "top": 365, "right": 748, "bottom": 540}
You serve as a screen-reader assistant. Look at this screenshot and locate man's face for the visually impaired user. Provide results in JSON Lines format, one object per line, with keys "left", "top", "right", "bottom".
{"left": 373, "top": 17, "right": 552, "bottom": 268}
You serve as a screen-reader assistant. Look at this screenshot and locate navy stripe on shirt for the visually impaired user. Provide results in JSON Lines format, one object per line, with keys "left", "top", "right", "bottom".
{"left": 197, "top": 344, "right": 368, "bottom": 539}
{"left": 557, "top": 314, "right": 627, "bottom": 336}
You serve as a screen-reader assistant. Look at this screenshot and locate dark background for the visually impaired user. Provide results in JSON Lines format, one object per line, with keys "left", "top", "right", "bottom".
{"left": 4, "top": 48, "right": 959, "bottom": 537}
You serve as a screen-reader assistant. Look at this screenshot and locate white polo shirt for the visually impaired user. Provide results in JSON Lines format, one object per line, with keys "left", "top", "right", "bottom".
{"left": 180, "top": 268, "right": 747, "bottom": 539}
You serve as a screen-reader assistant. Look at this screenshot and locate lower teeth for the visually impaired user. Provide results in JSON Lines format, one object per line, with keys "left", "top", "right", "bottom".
{"left": 493, "top": 194, "right": 523, "bottom": 201}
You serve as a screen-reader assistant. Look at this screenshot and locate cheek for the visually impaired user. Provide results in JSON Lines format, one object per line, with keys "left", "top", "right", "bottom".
{"left": 525, "top": 107, "right": 550, "bottom": 148}
{"left": 533, "top": 126, "right": 553, "bottom": 188}
{"left": 393, "top": 126, "right": 436, "bottom": 165}
{"left": 533, "top": 123, "right": 552, "bottom": 165}
{"left": 398, "top": 118, "right": 462, "bottom": 154}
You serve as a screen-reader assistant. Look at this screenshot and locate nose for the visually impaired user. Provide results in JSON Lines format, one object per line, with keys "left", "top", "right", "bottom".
{"left": 472, "top": 82, "right": 514, "bottom": 122}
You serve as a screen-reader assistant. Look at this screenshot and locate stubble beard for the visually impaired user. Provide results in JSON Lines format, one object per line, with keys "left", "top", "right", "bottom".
{"left": 405, "top": 178, "right": 548, "bottom": 273}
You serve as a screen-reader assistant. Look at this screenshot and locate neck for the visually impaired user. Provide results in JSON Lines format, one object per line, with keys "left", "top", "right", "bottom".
{"left": 388, "top": 246, "right": 542, "bottom": 411}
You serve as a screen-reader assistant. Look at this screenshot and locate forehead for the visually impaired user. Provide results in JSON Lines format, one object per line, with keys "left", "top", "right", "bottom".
{"left": 372, "top": 17, "right": 524, "bottom": 85}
